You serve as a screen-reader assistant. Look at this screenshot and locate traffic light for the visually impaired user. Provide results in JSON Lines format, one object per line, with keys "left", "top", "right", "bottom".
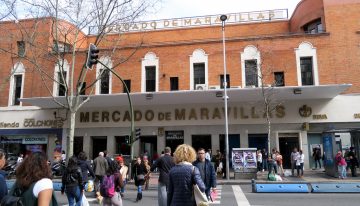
{"left": 135, "top": 128, "right": 141, "bottom": 139}
{"left": 86, "top": 43, "right": 99, "bottom": 69}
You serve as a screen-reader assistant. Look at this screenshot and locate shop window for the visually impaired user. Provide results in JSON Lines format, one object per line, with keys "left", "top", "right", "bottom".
{"left": 123, "top": 80, "right": 131, "bottom": 93}
{"left": 17, "top": 41, "right": 25, "bottom": 57}
{"left": 274, "top": 72, "right": 285, "bottom": 87}
{"left": 245, "top": 60, "right": 258, "bottom": 87}
{"left": 220, "top": 74, "right": 230, "bottom": 88}
{"left": 170, "top": 77, "right": 178, "bottom": 91}
{"left": 303, "top": 19, "right": 323, "bottom": 34}
{"left": 300, "top": 57, "right": 314, "bottom": 85}
{"left": 193, "top": 63, "right": 205, "bottom": 89}
{"left": 145, "top": 66, "right": 156, "bottom": 92}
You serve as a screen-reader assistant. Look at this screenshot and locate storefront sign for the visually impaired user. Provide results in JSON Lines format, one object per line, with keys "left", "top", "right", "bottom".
{"left": 0, "top": 137, "right": 22, "bottom": 144}
{"left": 299, "top": 105, "right": 312, "bottom": 117}
{"left": 23, "top": 118, "right": 64, "bottom": 128}
{"left": 313, "top": 114, "right": 328, "bottom": 120}
{"left": 101, "top": 9, "right": 287, "bottom": 33}
{"left": 0, "top": 122, "right": 20, "bottom": 128}
{"left": 354, "top": 113, "right": 360, "bottom": 119}
{"left": 165, "top": 131, "right": 184, "bottom": 140}
{"left": 22, "top": 137, "right": 47, "bottom": 144}
{"left": 79, "top": 105, "right": 286, "bottom": 123}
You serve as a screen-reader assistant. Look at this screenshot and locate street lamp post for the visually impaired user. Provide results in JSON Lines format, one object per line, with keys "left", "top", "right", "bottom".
{"left": 220, "top": 14, "right": 230, "bottom": 180}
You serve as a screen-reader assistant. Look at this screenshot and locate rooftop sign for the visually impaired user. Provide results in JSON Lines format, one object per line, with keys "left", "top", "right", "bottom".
{"left": 89, "top": 9, "right": 288, "bottom": 34}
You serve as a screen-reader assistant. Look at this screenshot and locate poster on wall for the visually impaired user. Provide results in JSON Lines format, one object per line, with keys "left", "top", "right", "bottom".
{"left": 232, "top": 148, "right": 257, "bottom": 172}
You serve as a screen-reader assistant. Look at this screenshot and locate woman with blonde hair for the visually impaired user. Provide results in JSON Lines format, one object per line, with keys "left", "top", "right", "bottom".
{"left": 167, "top": 144, "right": 205, "bottom": 206}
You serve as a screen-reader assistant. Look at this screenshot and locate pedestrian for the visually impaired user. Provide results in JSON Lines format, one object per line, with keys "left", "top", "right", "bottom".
{"left": 77, "top": 151, "right": 95, "bottom": 189}
{"left": 17, "top": 153, "right": 23, "bottom": 165}
{"left": 335, "top": 150, "right": 347, "bottom": 179}
{"left": 0, "top": 150, "right": 8, "bottom": 202}
{"left": 193, "top": 148, "right": 217, "bottom": 201}
{"left": 132, "top": 156, "right": 148, "bottom": 202}
{"left": 214, "top": 150, "right": 222, "bottom": 173}
{"left": 275, "top": 151, "right": 284, "bottom": 176}
{"left": 93, "top": 152, "right": 109, "bottom": 202}
{"left": 11, "top": 152, "right": 58, "bottom": 205}
{"left": 101, "top": 161, "right": 124, "bottom": 206}
{"left": 267, "top": 148, "right": 278, "bottom": 179}
{"left": 167, "top": 144, "right": 205, "bottom": 206}
{"left": 312, "top": 145, "right": 322, "bottom": 169}
{"left": 256, "top": 150, "right": 263, "bottom": 172}
{"left": 61, "top": 156, "right": 83, "bottom": 206}
{"left": 290, "top": 148, "right": 299, "bottom": 176}
{"left": 261, "top": 149, "right": 268, "bottom": 172}
{"left": 205, "top": 149, "right": 211, "bottom": 161}
{"left": 221, "top": 154, "right": 227, "bottom": 179}
{"left": 61, "top": 150, "right": 66, "bottom": 161}
{"left": 296, "top": 150, "right": 304, "bottom": 177}
{"left": 143, "top": 156, "right": 151, "bottom": 190}
{"left": 149, "top": 146, "right": 175, "bottom": 206}
{"left": 116, "top": 156, "right": 128, "bottom": 198}
{"left": 347, "top": 147, "right": 358, "bottom": 177}
{"left": 104, "top": 151, "right": 113, "bottom": 166}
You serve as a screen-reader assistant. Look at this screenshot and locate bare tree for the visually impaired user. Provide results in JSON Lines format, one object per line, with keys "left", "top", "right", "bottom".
{"left": 0, "top": 0, "right": 161, "bottom": 159}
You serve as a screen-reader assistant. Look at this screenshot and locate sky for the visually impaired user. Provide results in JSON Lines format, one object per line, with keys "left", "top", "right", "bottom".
{"left": 144, "top": 0, "right": 302, "bottom": 21}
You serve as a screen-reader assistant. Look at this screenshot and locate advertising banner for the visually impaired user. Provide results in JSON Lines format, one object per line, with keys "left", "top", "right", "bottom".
{"left": 232, "top": 148, "right": 257, "bottom": 172}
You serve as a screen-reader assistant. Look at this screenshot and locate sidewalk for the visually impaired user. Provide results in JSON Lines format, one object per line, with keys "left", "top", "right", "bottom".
{"left": 217, "top": 169, "right": 360, "bottom": 185}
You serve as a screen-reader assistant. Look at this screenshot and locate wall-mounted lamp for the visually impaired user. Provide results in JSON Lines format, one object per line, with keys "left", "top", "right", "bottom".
{"left": 293, "top": 88, "right": 302, "bottom": 95}
{"left": 146, "top": 93, "right": 153, "bottom": 100}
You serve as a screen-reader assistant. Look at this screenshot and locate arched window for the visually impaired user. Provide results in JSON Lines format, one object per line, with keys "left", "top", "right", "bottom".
{"left": 8, "top": 62, "right": 25, "bottom": 106}
{"left": 141, "top": 52, "right": 159, "bottom": 92}
{"left": 96, "top": 56, "right": 113, "bottom": 94}
{"left": 241, "top": 46, "right": 261, "bottom": 88}
{"left": 190, "top": 49, "right": 208, "bottom": 90}
{"left": 295, "top": 42, "right": 319, "bottom": 86}
{"left": 53, "top": 60, "right": 69, "bottom": 96}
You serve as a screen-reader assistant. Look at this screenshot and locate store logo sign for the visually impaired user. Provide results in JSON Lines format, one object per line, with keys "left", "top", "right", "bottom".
{"left": 299, "top": 105, "right": 312, "bottom": 117}
{"left": 22, "top": 137, "right": 47, "bottom": 144}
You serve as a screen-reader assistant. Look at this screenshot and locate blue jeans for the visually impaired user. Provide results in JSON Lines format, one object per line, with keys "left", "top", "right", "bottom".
{"left": 158, "top": 182, "right": 167, "bottom": 206}
{"left": 120, "top": 179, "right": 127, "bottom": 193}
{"left": 65, "top": 186, "right": 82, "bottom": 206}
{"left": 338, "top": 165, "right": 347, "bottom": 178}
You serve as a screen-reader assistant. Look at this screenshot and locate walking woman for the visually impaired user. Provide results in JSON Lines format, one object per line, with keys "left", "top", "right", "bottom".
{"left": 132, "top": 156, "right": 148, "bottom": 202}
{"left": 77, "top": 151, "right": 95, "bottom": 189}
{"left": 143, "top": 156, "right": 151, "bottom": 190}
{"left": 61, "top": 156, "right": 83, "bottom": 206}
{"left": 12, "top": 152, "right": 58, "bottom": 205}
{"left": 102, "top": 161, "right": 124, "bottom": 206}
{"left": 168, "top": 144, "right": 205, "bottom": 206}
{"left": 116, "top": 156, "right": 128, "bottom": 198}
{"left": 0, "top": 150, "right": 8, "bottom": 202}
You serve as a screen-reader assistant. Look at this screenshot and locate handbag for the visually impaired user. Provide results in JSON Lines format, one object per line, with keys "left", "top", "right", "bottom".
{"left": 192, "top": 166, "right": 209, "bottom": 206}
{"left": 136, "top": 174, "right": 145, "bottom": 180}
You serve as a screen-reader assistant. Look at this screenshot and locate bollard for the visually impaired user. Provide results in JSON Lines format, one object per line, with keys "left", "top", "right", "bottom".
{"left": 311, "top": 183, "right": 360, "bottom": 193}
{"left": 251, "top": 179, "right": 256, "bottom": 193}
{"left": 256, "top": 183, "right": 309, "bottom": 193}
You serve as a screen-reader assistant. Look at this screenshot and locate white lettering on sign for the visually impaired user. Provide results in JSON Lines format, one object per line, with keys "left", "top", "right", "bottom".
{"left": 98, "top": 9, "right": 287, "bottom": 34}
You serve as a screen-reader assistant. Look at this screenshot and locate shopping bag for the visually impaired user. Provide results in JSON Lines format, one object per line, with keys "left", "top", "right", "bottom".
{"left": 85, "top": 180, "right": 94, "bottom": 192}
{"left": 81, "top": 193, "right": 89, "bottom": 206}
{"left": 194, "top": 184, "right": 209, "bottom": 206}
{"left": 210, "top": 190, "right": 218, "bottom": 202}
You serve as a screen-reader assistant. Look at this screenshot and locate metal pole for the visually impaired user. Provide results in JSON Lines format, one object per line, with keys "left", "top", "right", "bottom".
{"left": 221, "top": 15, "right": 230, "bottom": 180}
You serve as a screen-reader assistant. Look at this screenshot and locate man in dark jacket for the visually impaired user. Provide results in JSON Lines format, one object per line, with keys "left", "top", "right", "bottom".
{"left": 347, "top": 147, "right": 358, "bottom": 177}
{"left": 193, "top": 148, "right": 217, "bottom": 201}
{"left": 149, "top": 146, "right": 175, "bottom": 206}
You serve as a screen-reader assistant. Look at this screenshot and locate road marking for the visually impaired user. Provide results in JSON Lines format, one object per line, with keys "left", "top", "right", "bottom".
{"left": 210, "top": 185, "right": 222, "bottom": 204}
{"left": 232, "top": 185, "right": 250, "bottom": 206}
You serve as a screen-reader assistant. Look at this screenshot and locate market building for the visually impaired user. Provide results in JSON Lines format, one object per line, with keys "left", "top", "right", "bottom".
{"left": 0, "top": 0, "right": 360, "bottom": 170}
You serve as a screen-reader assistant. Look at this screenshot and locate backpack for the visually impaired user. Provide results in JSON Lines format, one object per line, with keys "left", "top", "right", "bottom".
{"left": 100, "top": 175, "right": 115, "bottom": 198}
{"left": 0, "top": 183, "right": 35, "bottom": 206}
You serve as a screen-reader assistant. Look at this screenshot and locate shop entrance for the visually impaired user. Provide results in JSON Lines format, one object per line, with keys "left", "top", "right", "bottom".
{"left": 248, "top": 134, "right": 268, "bottom": 151}
{"left": 192, "top": 135, "right": 211, "bottom": 152}
{"left": 279, "top": 133, "right": 299, "bottom": 169}
{"left": 140, "top": 136, "right": 157, "bottom": 161}
{"left": 220, "top": 134, "right": 240, "bottom": 167}
{"left": 73, "top": 136, "right": 83, "bottom": 157}
{"left": 92, "top": 136, "right": 107, "bottom": 159}
{"left": 115, "top": 136, "right": 131, "bottom": 156}
{"left": 165, "top": 131, "right": 184, "bottom": 154}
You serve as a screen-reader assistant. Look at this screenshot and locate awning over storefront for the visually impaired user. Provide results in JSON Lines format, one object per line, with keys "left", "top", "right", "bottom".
{"left": 21, "top": 84, "right": 351, "bottom": 109}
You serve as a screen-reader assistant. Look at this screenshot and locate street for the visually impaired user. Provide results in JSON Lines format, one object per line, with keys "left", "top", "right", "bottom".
{"left": 55, "top": 184, "right": 360, "bottom": 206}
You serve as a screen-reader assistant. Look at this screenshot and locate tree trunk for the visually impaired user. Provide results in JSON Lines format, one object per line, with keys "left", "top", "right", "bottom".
{"left": 66, "top": 111, "right": 76, "bottom": 159}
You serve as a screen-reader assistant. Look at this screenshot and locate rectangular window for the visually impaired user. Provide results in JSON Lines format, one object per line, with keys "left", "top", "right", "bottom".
{"left": 17, "top": 41, "right": 25, "bottom": 57}
{"left": 100, "top": 69, "right": 110, "bottom": 94}
{"left": 193, "top": 63, "right": 205, "bottom": 89}
{"left": 13, "top": 75, "right": 22, "bottom": 105}
{"left": 123, "top": 80, "right": 131, "bottom": 93}
{"left": 245, "top": 60, "right": 258, "bottom": 87}
{"left": 300, "top": 57, "right": 314, "bottom": 85}
{"left": 145, "top": 66, "right": 156, "bottom": 92}
{"left": 170, "top": 77, "right": 179, "bottom": 91}
{"left": 78, "top": 82, "right": 86, "bottom": 95}
{"left": 220, "top": 74, "right": 230, "bottom": 89}
{"left": 58, "top": 71, "right": 66, "bottom": 96}
{"left": 274, "top": 72, "right": 285, "bottom": 87}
